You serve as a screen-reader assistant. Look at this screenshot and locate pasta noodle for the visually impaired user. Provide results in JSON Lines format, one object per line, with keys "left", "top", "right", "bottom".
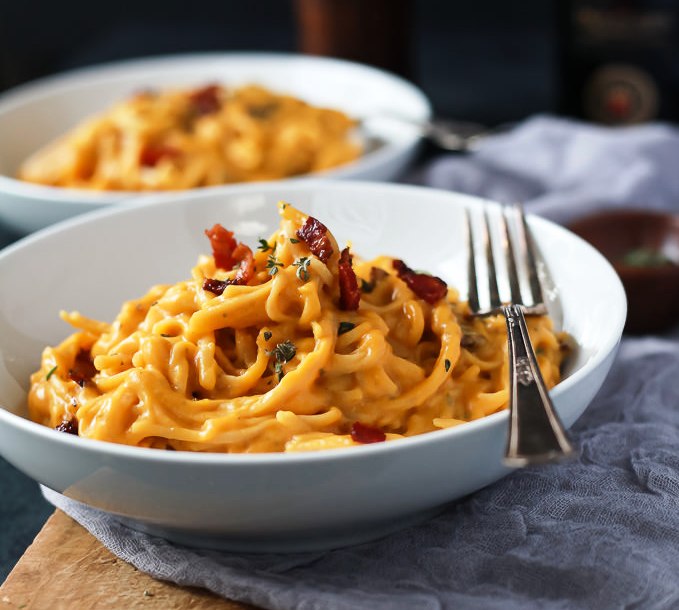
{"left": 28, "top": 202, "right": 570, "bottom": 453}
{"left": 18, "top": 84, "right": 361, "bottom": 190}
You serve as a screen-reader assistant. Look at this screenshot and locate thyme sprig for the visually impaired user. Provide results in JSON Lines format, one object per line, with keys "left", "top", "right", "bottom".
{"left": 266, "top": 254, "right": 283, "bottom": 276}
{"left": 268, "top": 340, "right": 297, "bottom": 381}
{"left": 293, "top": 257, "right": 311, "bottom": 281}
{"left": 257, "top": 238, "right": 274, "bottom": 253}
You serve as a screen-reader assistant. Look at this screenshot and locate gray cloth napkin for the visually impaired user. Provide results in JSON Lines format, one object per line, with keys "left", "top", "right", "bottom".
{"left": 43, "top": 337, "right": 679, "bottom": 609}
{"left": 424, "top": 115, "right": 679, "bottom": 223}
{"left": 44, "top": 117, "right": 679, "bottom": 608}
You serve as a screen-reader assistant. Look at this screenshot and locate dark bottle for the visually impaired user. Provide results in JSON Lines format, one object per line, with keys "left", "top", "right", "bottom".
{"left": 558, "top": 0, "right": 679, "bottom": 124}
{"left": 294, "top": 0, "right": 413, "bottom": 79}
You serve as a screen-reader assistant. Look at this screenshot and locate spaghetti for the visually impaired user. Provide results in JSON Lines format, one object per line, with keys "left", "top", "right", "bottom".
{"left": 18, "top": 84, "right": 361, "bottom": 190}
{"left": 28, "top": 203, "right": 570, "bottom": 453}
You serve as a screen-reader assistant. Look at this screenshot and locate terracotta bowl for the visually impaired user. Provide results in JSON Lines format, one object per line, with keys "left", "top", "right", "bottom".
{"left": 569, "top": 209, "right": 679, "bottom": 334}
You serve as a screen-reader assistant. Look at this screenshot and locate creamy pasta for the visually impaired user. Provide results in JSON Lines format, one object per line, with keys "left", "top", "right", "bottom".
{"left": 28, "top": 203, "right": 570, "bottom": 453}
{"left": 18, "top": 84, "right": 361, "bottom": 190}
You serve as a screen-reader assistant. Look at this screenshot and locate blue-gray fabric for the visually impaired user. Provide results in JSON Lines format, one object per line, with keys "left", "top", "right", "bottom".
{"left": 44, "top": 338, "right": 679, "bottom": 609}
{"left": 43, "top": 117, "right": 679, "bottom": 609}
{"left": 424, "top": 115, "right": 679, "bottom": 225}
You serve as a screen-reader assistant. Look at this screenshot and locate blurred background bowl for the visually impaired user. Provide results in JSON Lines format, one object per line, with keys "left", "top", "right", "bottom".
{"left": 0, "top": 53, "right": 431, "bottom": 235}
{"left": 568, "top": 209, "right": 679, "bottom": 334}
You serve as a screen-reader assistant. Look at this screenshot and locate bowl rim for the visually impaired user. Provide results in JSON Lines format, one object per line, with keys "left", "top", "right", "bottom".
{"left": 0, "top": 180, "right": 626, "bottom": 465}
{"left": 0, "top": 52, "right": 432, "bottom": 204}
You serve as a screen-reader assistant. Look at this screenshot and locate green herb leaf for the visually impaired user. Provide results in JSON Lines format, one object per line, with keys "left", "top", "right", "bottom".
{"left": 263, "top": 331, "right": 272, "bottom": 341}
{"left": 257, "top": 238, "right": 273, "bottom": 252}
{"left": 46, "top": 365, "right": 58, "bottom": 381}
{"left": 293, "top": 256, "right": 311, "bottom": 281}
{"left": 271, "top": 340, "right": 296, "bottom": 363}
{"left": 621, "top": 247, "right": 673, "bottom": 268}
{"left": 266, "top": 254, "right": 283, "bottom": 276}
{"left": 269, "top": 340, "right": 296, "bottom": 381}
{"left": 289, "top": 238, "right": 300, "bottom": 244}
{"left": 338, "top": 321, "right": 356, "bottom": 336}
{"left": 444, "top": 359, "right": 451, "bottom": 373}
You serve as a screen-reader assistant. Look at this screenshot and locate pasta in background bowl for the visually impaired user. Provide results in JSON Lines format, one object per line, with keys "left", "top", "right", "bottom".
{"left": 0, "top": 53, "right": 430, "bottom": 234}
{"left": 18, "top": 84, "right": 362, "bottom": 190}
{"left": 0, "top": 181, "right": 626, "bottom": 551}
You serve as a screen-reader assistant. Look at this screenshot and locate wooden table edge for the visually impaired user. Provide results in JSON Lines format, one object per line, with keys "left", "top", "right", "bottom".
{"left": 0, "top": 509, "right": 258, "bottom": 609}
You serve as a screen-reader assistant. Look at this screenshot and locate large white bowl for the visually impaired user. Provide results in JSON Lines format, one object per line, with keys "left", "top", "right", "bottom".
{"left": 0, "top": 181, "right": 626, "bottom": 552}
{"left": 0, "top": 53, "right": 430, "bottom": 235}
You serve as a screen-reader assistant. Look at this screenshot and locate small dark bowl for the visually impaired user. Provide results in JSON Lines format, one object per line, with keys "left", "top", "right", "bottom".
{"left": 568, "top": 209, "right": 679, "bottom": 335}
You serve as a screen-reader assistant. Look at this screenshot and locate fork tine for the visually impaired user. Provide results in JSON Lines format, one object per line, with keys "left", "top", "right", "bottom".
{"left": 500, "top": 206, "right": 522, "bottom": 304}
{"left": 513, "top": 203, "right": 544, "bottom": 307}
{"left": 465, "top": 209, "right": 481, "bottom": 313}
{"left": 483, "top": 210, "right": 502, "bottom": 310}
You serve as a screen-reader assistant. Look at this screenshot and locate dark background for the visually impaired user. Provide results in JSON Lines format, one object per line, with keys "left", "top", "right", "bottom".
{"left": 0, "top": 0, "right": 557, "bottom": 125}
{"left": 2, "top": 0, "right": 678, "bottom": 584}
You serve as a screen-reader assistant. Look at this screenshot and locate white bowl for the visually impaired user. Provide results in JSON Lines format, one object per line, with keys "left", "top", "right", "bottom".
{"left": 0, "top": 53, "right": 430, "bottom": 235}
{"left": 0, "top": 181, "right": 626, "bottom": 552}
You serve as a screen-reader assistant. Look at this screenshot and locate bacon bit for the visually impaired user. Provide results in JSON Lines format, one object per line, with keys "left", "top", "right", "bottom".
{"left": 392, "top": 259, "right": 448, "bottom": 305}
{"left": 296, "top": 216, "right": 333, "bottom": 263}
{"left": 204, "top": 224, "right": 237, "bottom": 269}
{"left": 203, "top": 225, "right": 254, "bottom": 289}
{"left": 232, "top": 244, "right": 255, "bottom": 285}
{"left": 139, "top": 144, "right": 181, "bottom": 167}
{"left": 350, "top": 422, "right": 386, "bottom": 444}
{"left": 202, "top": 278, "right": 228, "bottom": 295}
{"left": 338, "top": 248, "right": 360, "bottom": 311}
{"left": 55, "top": 418, "right": 78, "bottom": 435}
{"left": 189, "top": 84, "right": 222, "bottom": 116}
{"left": 68, "top": 350, "right": 97, "bottom": 387}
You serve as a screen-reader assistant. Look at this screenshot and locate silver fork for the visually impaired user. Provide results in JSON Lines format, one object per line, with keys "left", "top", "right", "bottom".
{"left": 465, "top": 204, "right": 573, "bottom": 466}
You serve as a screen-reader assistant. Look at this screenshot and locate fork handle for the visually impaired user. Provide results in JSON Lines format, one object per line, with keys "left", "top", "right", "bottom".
{"left": 502, "top": 304, "right": 573, "bottom": 466}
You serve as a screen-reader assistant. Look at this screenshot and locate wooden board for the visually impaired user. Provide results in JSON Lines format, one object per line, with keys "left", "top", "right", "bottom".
{"left": 0, "top": 510, "right": 259, "bottom": 610}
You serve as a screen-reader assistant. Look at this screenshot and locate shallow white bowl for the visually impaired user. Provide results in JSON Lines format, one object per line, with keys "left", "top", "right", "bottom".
{"left": 0, "top": 53, "right": 430, "bottom": 235}
{"left": 0, "top": 181, "right": 626, "bottom": 552}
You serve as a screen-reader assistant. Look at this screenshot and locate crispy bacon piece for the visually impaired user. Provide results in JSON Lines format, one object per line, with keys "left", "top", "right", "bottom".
{"left": 189, "top": 84, "right": 222, "bottom": 116}
{"left": 55, "top": 418, "right": 78, "bottom": 435}
{"left": 202, "top": 249, "right": 254, "bottom": 295}
{"left": 68, "top": 350, "right": 97, "bottom": 388}
{"left": 139, "top": 144, "right": 181, "bottom": 167}
{"left": 338, "top": 248, "right": 360, "bottom": 311}
{"left": 203, "top": 224, "right": 255, "bottom": 290}
{"left": 296, "top": 216, "right": 333, "bottom": 263}
{"left": 202, "top": 278, "right": 228, "bottom": 296}
{"left": 232, "top": 245, "right": 255, "bottom": 285}
{"left": 393, "top": 259, "right": 448, "bottom": 305}
{"left": 350, "top": 422, "right": 386, "bottom": 444}
{"left": 204, "top": 224, "right": 239, "bottom": 270}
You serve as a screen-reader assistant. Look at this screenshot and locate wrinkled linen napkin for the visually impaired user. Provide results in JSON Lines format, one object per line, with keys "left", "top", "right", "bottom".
{"left": 43, "top": 338, "right": 679, "bottom": 609}
{"left": 43, "top": 116, "right": 679, "bottom": 609}
{"left": 423, "top": 114, "right": 679, "bottom": 223}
